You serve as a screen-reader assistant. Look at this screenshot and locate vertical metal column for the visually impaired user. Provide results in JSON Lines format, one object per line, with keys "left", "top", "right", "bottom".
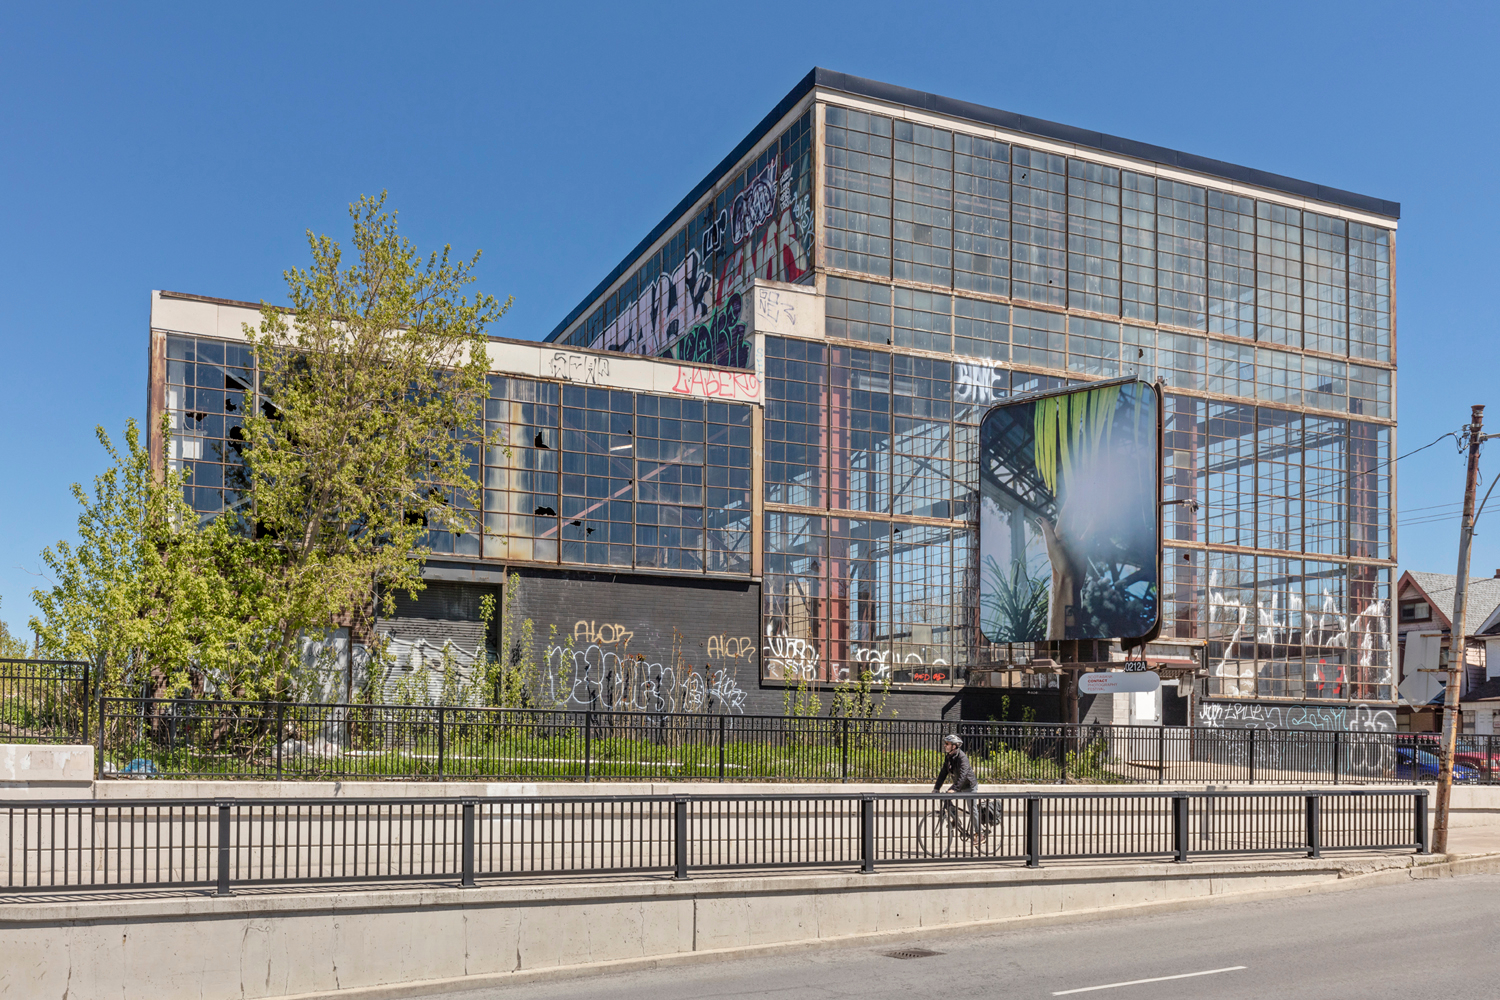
{"left": 584, "top": 712, "right": 593, "bottom": 783}
{"left": 1332, "top": 731, "right": 1341, "bottom": 785}
{"left": 719, "top": 714, "right": 727, "bottom": 782}
{"left": 81, "top": 664, "right": 90, "bottom": 746}
{"left": 673, "top": 797, "right": 690, "bottom": 880}
{"left": 460, "top": 798, "right": 476, "bottom": 888}
{"left": 1157, "top": 724, "right": 1165, "bottom": 785}
{"left": 1172, "top": 795, "right": 1189, "bottom": 863}
{"left": 841, "top": 717, "right": 850, "bottom": 783}
{"left": 215, "top": 800, "right": 233, "bottom": 896}
{"left": 860, "top": 796, "right": 875, "bottom": 873}
{"left": 275, "top": 703, "right": 285, "bottom": 781}
{"left": 1025, "top": 797, "right": 1041, "bottom": 868}
{"left": 1248, "top": 729, "right": 1256, "bottom": 784}
{"left": 437, "top": 707, "right": 446, "bottom": 781}
{"left": 1417, "top": 790, "right": 1431, "bottom": 854}
{"left": 96, "top": 695, "right": 105, "bottom": 780}
{"left": 1305, "top": 795, "right": 1321, "bottom": 859}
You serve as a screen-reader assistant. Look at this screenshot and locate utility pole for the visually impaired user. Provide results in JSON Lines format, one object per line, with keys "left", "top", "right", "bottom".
{"left": 1434, "top": 405, "right": 1485, "bottom": 855}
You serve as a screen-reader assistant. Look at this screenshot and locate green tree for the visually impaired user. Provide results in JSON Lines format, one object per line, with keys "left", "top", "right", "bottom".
{"left": 238, "top": 192, "right": 510, "bottom": 685}
{"left": 29, "top": 420, "right": 256, "bottom": 696}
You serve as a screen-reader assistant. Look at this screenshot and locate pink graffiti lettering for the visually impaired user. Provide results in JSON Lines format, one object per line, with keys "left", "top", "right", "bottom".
{"left": 671, "top": 367, "right": 762, "bottom": 400}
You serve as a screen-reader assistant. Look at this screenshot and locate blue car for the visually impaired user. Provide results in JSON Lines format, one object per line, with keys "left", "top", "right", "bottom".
{"left": 1395, "top": 747, "right": 1480, "bottom": 783}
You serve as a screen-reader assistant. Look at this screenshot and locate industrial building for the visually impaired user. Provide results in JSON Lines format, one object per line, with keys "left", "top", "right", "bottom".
{"left": 148, "top": 69, "right": 1398, "bottom": 729}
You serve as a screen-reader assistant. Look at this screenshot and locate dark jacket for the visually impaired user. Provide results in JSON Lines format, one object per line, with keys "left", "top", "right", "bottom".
{"left": 933, "top": 748, "right": 978, "bottom": 793}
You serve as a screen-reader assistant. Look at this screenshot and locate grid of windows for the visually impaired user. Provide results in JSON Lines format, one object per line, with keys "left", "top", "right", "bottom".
{"left": 892, "top": 355, "right": 954, "bottom": 520}
{"left": 892, "top": 120, "right": 954, "bottom": 287}
{"left": 704, "top": 401, "right": 754, "bottom": 573}
{"left": 1121, "top": 172, "right": 1157, "bottom": 323}
{"left": 1349, "top": 224, "right": 1391, "bottom": 362}
{"left": 1256, "top": 347, "right": 1303, "bottom": 408}
{"left": 828, "top": 517, "right": 893, "bottom": 673}
{"left": 480, "top": 378, "right": 752, "bottom": 575}
{"left": 952, "top": 134, "right": 1010, "bottom": 296}
{"left": 893, "top": 288, "right": 952, "bottom": 353}
{"left": 1304, "top": 416, "right": 1348, "bottom": 557}
{"left": 824, "top": 106, "right": 893, "bottom": 278}
{"left": 1162, "top": 396, "right": 1202, "bottom": 545}
{"left": 1156, "top": 180, "right": 1207, "bottom": 330}
{"left": 1350, "top": 421, "right": 1391, "bottom": 561}
{"left": 1207, "top": 191, "right": 1256, "bottom": 338}
{"left": 829, "top": 347, "right": 892, "bottom": 514}
{"left": 1158, "top": 331, "right": 1207, "bottom": 391}
{"left": 1208, "top": 339, "right": 1256, "bottom": 397}
{"left": 1304, "top": 213, "right": 1348, "bottom": 355}
{"left": 1256, "top": 409, "right": 1302, "bottom": 553}
{"left": 1256, "top": 203, "right": 1303, "bottom": 347}
{"left": 1011, "top": 306, "right": 1066, "bottom": 369}
{"left": 1068, "top": 316, "right": 1121, "bottom": 378}
{"left": 825, "top": 275, "right": 891, "bottom": 344}
{"left": 764, "top": 336, "right": 828, "bottom": 507}
{"left": 560, "top": 386, "right": 635, "bottom": 567}
{"left": 484, "top": 377, "right": 560, "bottom": 563}
{"left": 953, "top": 296, "right": 1009, "bottom": 362}
{"left": 164, "top": 336, "right": 254, "bottom": 516}
{"left": 1067, "top": 160, "right": 1121, "bottom": 315}
{"left": 1010, "top": 147, "right": 1068, "bottom": 306}
{"left": 1349, "top": 363, "right": 1392, "bottom": 419}
{"left": 1204, "top": 402, "right": 1256, "bottom": 547}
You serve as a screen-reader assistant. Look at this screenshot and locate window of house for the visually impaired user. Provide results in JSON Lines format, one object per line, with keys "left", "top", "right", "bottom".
{"left": 1400, "top": 600, "right": 1431, "bottom": 623}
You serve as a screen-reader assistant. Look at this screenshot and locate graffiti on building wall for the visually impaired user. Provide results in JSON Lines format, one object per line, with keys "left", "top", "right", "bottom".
{"left": 671, "top": 365, "right": 761, "bottom": 401}
{"left": 542, "top": 621, "right": 753, "bottom": 714}
{"left": 954, "top": 363, "right": 1007, "bottom": 406}
{"left": 1197, "top": 700, "right": 1397, "bottom": 733}
{"left": 549, "top": 352, "right": 611, "bottom": 386}
{"left": 580, "top": 136, "right": 814, "bottom": 369}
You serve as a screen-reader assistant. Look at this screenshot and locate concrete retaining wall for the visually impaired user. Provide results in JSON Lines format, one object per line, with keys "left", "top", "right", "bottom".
{"left": 0, "top": 855, "right": 1446, "bottom": 1000}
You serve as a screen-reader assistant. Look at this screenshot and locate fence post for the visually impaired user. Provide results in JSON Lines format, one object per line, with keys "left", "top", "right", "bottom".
{"left": 1157, "top": 724, "right": 1165, "bottom": 785}
{"left": 1332, "top": 731, "right": 1341, "bottom": 785}
{"left": 673, "top": 797, "right": 690, "bottom": 880}
{"left": 841, "top": 716, "right": 849, "bottom": 783}
{"left": 718, "top": 714, "right": 727, "bottom": 783}
{"left": 860, "top": 796, "right": 875, "bottom": 874}
{"left": 1417, "top": 790, "right": 1430, "bottom": 854}
{"left": 96, "top": 694, "right": 105, "bottom": 780}
{"left": 1247, "top": 728, "right": 1256, "bottom": 784}
{"left": 275, "top": 703, "right": 285, "bottom": 782}
{"left": 1172, "top": 795, "right": 1189, "bottom": 863}
{"left": 1025, "top": 797, "right": 1041, "bottom": 868}
{"left": 1304, "top": 794, "right": 1321, "bottom": 858}
{"left": 584, "top": 712, "right": 593, "bottom": 783}
{"left": 437, "top": 707, "right": 447, "bottom": 781}
{"left": 81, "top": 664, "right": 90, "bottom": 746}
{"left": 215, "top": 800, "right": 233, "bottom": 896}
{"left": 460, "top": 798, "right": 476, "bottom": 888}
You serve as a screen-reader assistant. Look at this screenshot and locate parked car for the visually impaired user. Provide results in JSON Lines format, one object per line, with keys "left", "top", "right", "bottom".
{"left": 1394, "top": 747, "right": 1480, "bottom": 783}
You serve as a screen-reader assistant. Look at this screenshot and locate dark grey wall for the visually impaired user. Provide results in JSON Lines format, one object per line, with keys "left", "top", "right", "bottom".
{"left": 505, "top": 568, "right": 765, "bottom": 714}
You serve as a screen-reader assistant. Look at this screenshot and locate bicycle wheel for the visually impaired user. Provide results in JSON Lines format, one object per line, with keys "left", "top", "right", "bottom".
{"left": 917, "top": 806, "right": 956, "bottom": 857}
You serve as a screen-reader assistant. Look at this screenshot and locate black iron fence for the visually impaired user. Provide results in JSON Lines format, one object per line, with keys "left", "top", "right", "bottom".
{"left": 92, "top": 695, "right": 1480, "bottom": 786}
{"left": 0, "top": 788, "right": 1428, "bottom": 894}
{"left": 0, "top": 659, "right": 91, "bottom": 745}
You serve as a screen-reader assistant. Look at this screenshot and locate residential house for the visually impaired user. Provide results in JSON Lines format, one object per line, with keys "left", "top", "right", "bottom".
{"left": 1396, "top": 570, "right": 1500, "bottom": 731}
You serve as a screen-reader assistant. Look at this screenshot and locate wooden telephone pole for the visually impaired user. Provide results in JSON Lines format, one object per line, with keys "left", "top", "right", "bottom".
{"left": 1434, "top": 405, "right": 1485, "bottom": 855}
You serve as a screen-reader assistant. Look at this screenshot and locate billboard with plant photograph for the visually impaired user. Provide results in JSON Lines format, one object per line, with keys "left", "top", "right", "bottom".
{"left": 979, "top": 379, "right": 1161, "bottom": 644}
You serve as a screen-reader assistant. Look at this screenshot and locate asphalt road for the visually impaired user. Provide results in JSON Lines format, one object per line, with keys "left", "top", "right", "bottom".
{"left": 438, "top": 874, "right": 1500, "bottom": 1000}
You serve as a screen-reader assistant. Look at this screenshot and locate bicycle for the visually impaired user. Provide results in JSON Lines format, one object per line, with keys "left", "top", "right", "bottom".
{"left": 916, "top": 796, "right": 1000, "bottom": 857}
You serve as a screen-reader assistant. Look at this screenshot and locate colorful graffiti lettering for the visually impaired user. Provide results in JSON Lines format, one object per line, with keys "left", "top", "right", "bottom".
{"left": 671, "top": 365, "right": 761, "bottom": 401}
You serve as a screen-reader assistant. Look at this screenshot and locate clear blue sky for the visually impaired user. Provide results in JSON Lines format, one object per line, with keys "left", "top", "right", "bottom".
{"left": 2, "top": 2, "right": 1497, "bottom": 638}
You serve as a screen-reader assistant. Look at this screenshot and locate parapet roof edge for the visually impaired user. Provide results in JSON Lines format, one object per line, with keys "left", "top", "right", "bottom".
{"left": 544, "top": 67, "right": 1400, "bottom": 345}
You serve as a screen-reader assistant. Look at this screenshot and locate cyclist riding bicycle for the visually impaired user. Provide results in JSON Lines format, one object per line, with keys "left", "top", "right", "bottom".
{"left": 933, "top": 734, "right": 983, "bottom": 849}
